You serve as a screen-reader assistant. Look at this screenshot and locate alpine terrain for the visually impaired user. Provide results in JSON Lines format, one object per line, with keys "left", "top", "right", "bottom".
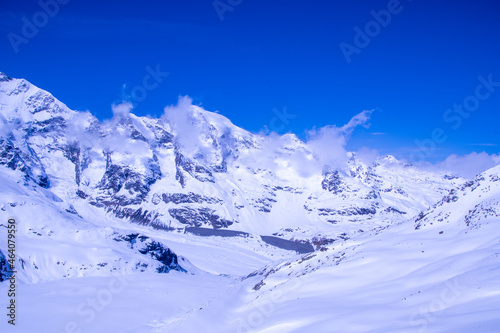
{"left": 0, "top": 72, "right": 499, "bottom": 332}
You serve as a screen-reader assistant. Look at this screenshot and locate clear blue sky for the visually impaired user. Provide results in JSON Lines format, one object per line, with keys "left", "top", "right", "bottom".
{"left": 1, "top": 0, "right": 499, "bottom": 162}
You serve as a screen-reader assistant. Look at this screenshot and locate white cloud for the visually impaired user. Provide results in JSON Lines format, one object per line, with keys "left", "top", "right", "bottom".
{"left": 421, "top": 152, "right": 500, "bottom": 178}
{"left": 341, "top": 109, "right": 373, "bottom": 135}
{"left": 355, "top": 146, "right": 380, "bottom": 166}
{"left": 162, "top": 96, "right": 220, "bottom": 164}
{"left": 306, "top": 110, "right": 373, "bottom": 172}
{"left": 111, "top": 102, "right": 133, "bottom": 118}
{"left": 65, "top": 110, "right": 99, "bottom": 147}
{"left": 0, "top": 114, "right": 19, "bottom": 139}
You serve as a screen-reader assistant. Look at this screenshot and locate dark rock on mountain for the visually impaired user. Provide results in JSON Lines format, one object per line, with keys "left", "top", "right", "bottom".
{"left": 383, "top": 207, "right": 406, "bottom": 214}
{"left": 30, "top": 116, "right": 66, "bottom": 136}
{"left": 318, "top": 206, "right": 377, "bottom": 216}
{"left": 25, "top": 90, "right": 62, "bottom": 115}
{"left": 114, "top": 234, "right": 185, "bottom": 273}
{"left": 151, "top": 193, "right": 162, "bottom": 205}
{"left": 252, "top": 199, "right": 275, "bottom": 213}
{"left": 63, "top": 142, "right": 82, "bottom": 185}
{"left": 175, "top": 151, "right": 214, "bottom": 187}
{"left": 0, "top": 250, "right": 14, "bottom": 282}
{"left": 149, "top": 124, "right": 174, "bottom": 148}
{"left": 322, "top": 170, "right": 343, "bottom": 194}
{"left": 168, "top": 207, "right": 234, "bottom": 228}
{"left": 0, "top": 138, "right": 49, "bottom": 188}
{"left": 95, "top": 154, "right": 162, "bottom": 207}
{"left": 162, "top": 192, "right": 222, "bottom": 205}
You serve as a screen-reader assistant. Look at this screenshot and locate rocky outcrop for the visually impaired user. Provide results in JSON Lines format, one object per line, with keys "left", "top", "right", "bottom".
{"left": 321, "top": 170, "right": 343, "bottom": 194}
{"left": 114, "top": 234, "right": 185, "bottom": 273}
{"left": 162, "top": 192, "right": 222, "bottom": 205}
{"left": 94, "top": 153, "right": 162, "bottom": 206}
{"left": 317, "top": 206, "right": 377, "bottom": 216}
{"left": 0, "top": 250, "right": 14, "bottom": 282}
{"left": 175, "top": 151, "right": 214, "bottom": 187}
{"left": 168, "top": 207, "right": 234, "bottom": 228}
{"left": 0, "top": 138, "right": 49, "bottom": 188}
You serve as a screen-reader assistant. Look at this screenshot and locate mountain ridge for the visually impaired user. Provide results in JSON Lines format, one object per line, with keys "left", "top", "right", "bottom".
{"left": 0, "top": 73, "right": 464, "bottom": 242}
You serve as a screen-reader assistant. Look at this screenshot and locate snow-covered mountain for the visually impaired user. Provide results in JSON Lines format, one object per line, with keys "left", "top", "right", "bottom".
{"left": 0, "top": 73, "right": 498, "bottom": 332}
{"left": 0, "top": 73, "right": 461, "bottom": 240}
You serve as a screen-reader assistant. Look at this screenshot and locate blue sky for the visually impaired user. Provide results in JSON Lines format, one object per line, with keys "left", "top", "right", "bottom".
{"left": 1, "top": 0, "right": 499, "bottom": 163}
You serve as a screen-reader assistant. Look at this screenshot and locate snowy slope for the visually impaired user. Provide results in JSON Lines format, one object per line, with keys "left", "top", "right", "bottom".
{"left": 0, "top": 166, "right": 188, "bottom": 282}
{"left": 0, "top": 163, "right": 497, "bottom": 333}
{"left": 200, "top": 166, "right": 500, "bottom": 333}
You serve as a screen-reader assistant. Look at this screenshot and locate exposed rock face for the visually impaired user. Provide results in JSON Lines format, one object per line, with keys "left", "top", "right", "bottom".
{"left": 0, "top": 250, "right": 14, "bottom": 282}
{"left": 168, "top": 207, "right": 234, "bottom": 228}
{"left": 91, "top": 152, "right": 162, "bottom": 209}
{"left": 148, "top": 124, "right": 173, "bottom": 148}
{"left": 0, "top": 138, "right": 49, "bottom": 188}
{"left": 162, "top": 192, "right": 222, "bottom": 205}
{"left": 114, "top": 234, "right": 185, "bottom": 273}
{"left": 63, "top": 142, "right": 87, "bottom": 186}
{"left": 175, "top": 151, "right": 214, "bottom": 187}
{"left": 317, "top": 207, "right": 377, "bottom": 216}
{"left": 321, "top": 170, "right": 343, "bottom": 194}
{"left": 250, "top": 197, "right": 277, "bottom": 213}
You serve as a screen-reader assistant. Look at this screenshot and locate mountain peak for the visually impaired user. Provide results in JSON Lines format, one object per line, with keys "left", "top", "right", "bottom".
{"left": 0, "top": 72, "right": 13, "bottom": 82}
{"left": 0, "top": 75, "right": 75, "bottom": 125}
